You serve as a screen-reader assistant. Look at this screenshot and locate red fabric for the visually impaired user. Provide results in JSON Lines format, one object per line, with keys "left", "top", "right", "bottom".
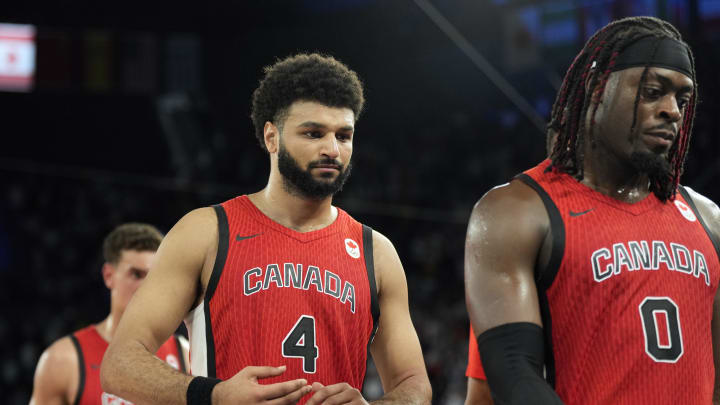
{"left": 208, "top": 196, "right": 374, "bottom": 401}
{"left": 73, "top": 326, "right": 182, "bottom": 405}
{"left": 466, "top": 325, "right": 486, "bottom": 380}
{"left": 525, "top": 159, "right": 719, "bottom": 404}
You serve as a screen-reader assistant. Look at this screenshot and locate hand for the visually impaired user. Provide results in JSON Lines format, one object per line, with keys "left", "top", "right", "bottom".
{"left": 305, "top": 382, "right": 369, "bottom": 405}
{"left": 212, "top": 365, "right": 311, "bottom": 405}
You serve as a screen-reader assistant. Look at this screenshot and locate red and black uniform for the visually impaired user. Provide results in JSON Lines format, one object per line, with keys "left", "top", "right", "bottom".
{"left": 466, "top": 325, "right": 486, "bottom": 380}
{"left": 185, "top": 196, "right": 379, "bottom": 402}
{"left": 69, "top": 325, "right": 186, "bottom": 405}
{"left": 510, "top": 159, "right": 720, "bottom": 404}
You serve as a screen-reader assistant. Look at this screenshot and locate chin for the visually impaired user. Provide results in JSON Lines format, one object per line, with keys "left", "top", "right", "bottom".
{"left": 630, "top": 150, "right": 671, "bottom": 177}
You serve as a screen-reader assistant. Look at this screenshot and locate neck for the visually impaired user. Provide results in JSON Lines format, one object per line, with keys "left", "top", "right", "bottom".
{"left": 95, "top": 312, "right": 119, "bottom": 343}
{"left": 249, "top": 172, "right": 337, "bottom": 232}
{"left": 580, "top": 142, "right": 651, "bottom": 203}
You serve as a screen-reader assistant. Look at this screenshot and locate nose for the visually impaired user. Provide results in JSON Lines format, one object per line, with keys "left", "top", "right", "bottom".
{"left": 321, "top": 134, "right": 340, "bottom": 159}
{"left": 658, "top": 95, "right": 682, "bottom": 123}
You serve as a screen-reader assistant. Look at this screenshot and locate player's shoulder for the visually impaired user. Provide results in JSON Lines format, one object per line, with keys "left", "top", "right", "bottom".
{"left": 176, "top": 206, "right": 219, "bottom": 229}
{"left": 31, "top": 335, "right": 79, "bottom": 404}
{"left": 471, "top": 179, "right": 547, "bottom": 223}
{"left": 682, "top": 186, "right": 720, "bottom": 237}
{"left": 36, "top": 335, "right": 79, "bottom": 379}
{"left": 165, "top": 206, "right": 220, "bottom": 244}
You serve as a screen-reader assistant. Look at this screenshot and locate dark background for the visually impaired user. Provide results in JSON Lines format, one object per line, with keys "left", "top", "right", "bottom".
{"left": 2, "top": 1, "right": 720, "bottom": 403}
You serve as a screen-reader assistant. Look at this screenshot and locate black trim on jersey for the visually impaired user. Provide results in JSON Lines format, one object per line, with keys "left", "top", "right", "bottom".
{"left": 204, "top": 204, "right": 230, "bottom": 378}
{"left": 173, "top": 334, "right": 187, "bottom": 373}
{"left": 514, "top": 174, "right": 566, "bottom": 289}
{"left": 361, "top": 224, "right": 380, "bottom": 389}
{"left": 363, "top": 225, "right": 380, "bottom": 340}
{"left": 513, "top": 173, "right": 566, "bottom": 388}
{"left": 69, "top": 335, "right": 85, "bottom": 405}
{"left": 678, "top": 186, "right": 720, "bottom": 261}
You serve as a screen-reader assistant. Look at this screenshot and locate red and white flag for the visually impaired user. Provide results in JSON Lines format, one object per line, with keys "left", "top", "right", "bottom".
{"left": 0, "top": 23, "right": 36, "bottom": 92}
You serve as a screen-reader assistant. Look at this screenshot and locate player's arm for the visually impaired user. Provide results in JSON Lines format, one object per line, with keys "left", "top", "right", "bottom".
{"left": 101, "top": 208, "right": 311, "bottom": 405}
{"left": 306, "top": 230, "right": 432, "bottom": 405}
{"left": 466, "top": 378, "right": 493, "bottom": 405}
{"left": 464, "top": 181, "right": 563, "bottom": 404}
{"left": 29, "top": 337, "right": 77, "bottom": 405}
{"left": 683, "top": 188, "right": 720, "bottom": 404}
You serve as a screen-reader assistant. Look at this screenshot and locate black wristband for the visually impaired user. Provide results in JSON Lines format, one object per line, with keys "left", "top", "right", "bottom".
{"left": 187, "top": 376, "right": 222, "bottom": 405}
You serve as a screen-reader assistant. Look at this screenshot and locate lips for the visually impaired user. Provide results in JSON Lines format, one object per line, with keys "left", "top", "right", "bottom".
{"left": 642, "top": 131, "right": 674, "bottom": 149}
{"left": 313, "top": 164, "right": 340, "bottom": 170}
{"left": 645, "top": 130, "right": 674, "bottom": 141}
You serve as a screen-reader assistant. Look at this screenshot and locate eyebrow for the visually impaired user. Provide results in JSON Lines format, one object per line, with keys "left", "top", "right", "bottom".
{"left": 649, "top": 71, "right": 693, "bottom": 94}
{"left": 129, "top": 267, "right": 148, "bottom": 273}
{"left": 297, "top": 121, "right": 354, "bottom": 131}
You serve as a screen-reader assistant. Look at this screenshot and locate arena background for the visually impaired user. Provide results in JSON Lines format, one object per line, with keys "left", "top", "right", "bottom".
{"left": 2, "top": 0, "right": 719, "bottom": 403}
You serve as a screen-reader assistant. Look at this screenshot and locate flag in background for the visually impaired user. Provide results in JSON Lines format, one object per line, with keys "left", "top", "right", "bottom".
{"left": 0, "top": 23, "right": 36, "bottom": 92}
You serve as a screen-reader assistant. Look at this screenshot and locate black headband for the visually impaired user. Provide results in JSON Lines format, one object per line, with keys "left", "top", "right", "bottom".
{"left": 609, "top": 36, "right": 693, "bottom": 78}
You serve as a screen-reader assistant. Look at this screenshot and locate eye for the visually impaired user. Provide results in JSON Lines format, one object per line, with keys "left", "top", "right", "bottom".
{"left": 304, "top": 131, "right": 323, "bottom": 138}
{"left": 336, "top": 133, "right": 352, "bottom": 142}
{"left": 131, "top": 270, "right": 146, "bottom": 279}
{"left": 677, "top": 97, "right": 691, "bottom": 109}
{"left": 643, "top": 87, "right": 661, "bottom": 99}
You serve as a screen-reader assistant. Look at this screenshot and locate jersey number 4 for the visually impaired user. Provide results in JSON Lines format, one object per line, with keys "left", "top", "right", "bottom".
{"left": 282, "top": 315, "right": 319, "bottom": 373}
{"left": 639, "top": 297, "right": 683, "bottom": 363}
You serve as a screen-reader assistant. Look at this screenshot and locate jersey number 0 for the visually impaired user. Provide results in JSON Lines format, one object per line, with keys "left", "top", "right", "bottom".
{"left": 282, "top": 315, "right": 319, "bottom": 373}
{"left": 639, "top": 297, "right": 683, "bottom": 363}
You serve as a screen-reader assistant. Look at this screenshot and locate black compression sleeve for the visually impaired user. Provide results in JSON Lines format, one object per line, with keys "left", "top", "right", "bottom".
{"left": 477, "top": 322, "right": 564, "bottom": 405}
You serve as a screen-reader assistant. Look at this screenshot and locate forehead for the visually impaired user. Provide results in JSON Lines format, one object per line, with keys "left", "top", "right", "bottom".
{"left": 284, "top": 101, "right": 355, "bottom": 128}
{"left": 116, "top": 249, "right": 155, "bottom": 268}
{"left": 617, "top": 66, "right": 694, "bottom": 90}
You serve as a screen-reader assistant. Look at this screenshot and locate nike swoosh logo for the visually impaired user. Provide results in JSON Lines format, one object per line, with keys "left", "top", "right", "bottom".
{"left": 236, "top": 233, "right": 262, "bottom": 242}
{"left": 569, "top": 208, "right": 594, "bottom": 217}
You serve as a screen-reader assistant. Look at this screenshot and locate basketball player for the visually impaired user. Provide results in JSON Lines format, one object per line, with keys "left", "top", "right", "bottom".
{"left": 465, "top": 16, "right": 719, "bottom": 404}
{"left": 100, "top": 54, "right": 431, "bottom": 405}
{"left": 30, "top": 223, "right": 189, "bottom": 405}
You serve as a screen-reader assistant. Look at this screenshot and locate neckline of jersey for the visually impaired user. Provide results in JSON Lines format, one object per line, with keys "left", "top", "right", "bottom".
{"left": 561, "top": 171, "right": 663, "bottom": 216}
{"left": 239, "top": 195, "right": 343, "bottom": 243}
{"left": 540, "top": 159, "right": 662, "bottom": 216}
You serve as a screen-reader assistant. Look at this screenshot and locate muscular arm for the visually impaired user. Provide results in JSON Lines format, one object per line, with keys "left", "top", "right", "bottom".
{"left": 684, "top": 188, "right": 720, "bottom": 404}
{"left": 30, "top": 337, "right": 77, "bottom": 405}
{"left": 100, "top": 208, "right": 215, "bottom": 404}
{"left": 367, "top": 231, "right": 432, "bottom": 404}
{"left": 464, "top": 181, "right": 562, "bottom": 404}
{"left": 465, "top": 378, "right": 493, "bottom": 405}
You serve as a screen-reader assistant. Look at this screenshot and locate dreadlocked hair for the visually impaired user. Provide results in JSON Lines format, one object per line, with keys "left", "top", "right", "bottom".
{"left": 546, "top": 16, "right": 697, "bottom": 201}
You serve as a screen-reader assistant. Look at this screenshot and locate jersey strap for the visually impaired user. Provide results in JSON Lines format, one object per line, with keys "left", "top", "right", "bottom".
{"left": 69, "top": 334, "right": 85, "bottom": 405}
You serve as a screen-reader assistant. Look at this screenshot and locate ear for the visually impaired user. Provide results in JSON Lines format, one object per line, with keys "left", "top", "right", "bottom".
{"left": 102, "top": 263, "right": 115, "bottom": 290}
{"left": 264, "top": 121, "right": 279, "bottom": 154}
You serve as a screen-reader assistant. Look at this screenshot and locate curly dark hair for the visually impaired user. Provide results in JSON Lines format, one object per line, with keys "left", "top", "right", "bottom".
{"left": 250, "top": 53, "right": 365, "bottom": 151}
{"left": 547, "top": 16, "right": 697, "bottom": 202}
{"left": 102, "top": 223, "right": 163, "bottom": 264}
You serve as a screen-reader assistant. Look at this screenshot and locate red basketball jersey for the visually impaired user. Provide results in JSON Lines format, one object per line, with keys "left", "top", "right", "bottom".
{"left": 185, "top": 196, "right": 378, "bottom": 401}
{"left": 70, "top": 325, "right": 186, "bottom": 405}
{"left": 466, "top": 325, "right": 486, "bottom": 380}
{"left": 517, "top": 159, "right": 720, "bottom": 404}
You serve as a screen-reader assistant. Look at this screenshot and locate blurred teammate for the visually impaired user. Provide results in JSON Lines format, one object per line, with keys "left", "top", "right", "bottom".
{"left": 465, "top": 16, "right": 719, "bottom": 404}
{"left": 30, "top": 223, "right": 189, "bottom": 405}
{"left": 101, "top": 54, "right": 431, "bottom": 405}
